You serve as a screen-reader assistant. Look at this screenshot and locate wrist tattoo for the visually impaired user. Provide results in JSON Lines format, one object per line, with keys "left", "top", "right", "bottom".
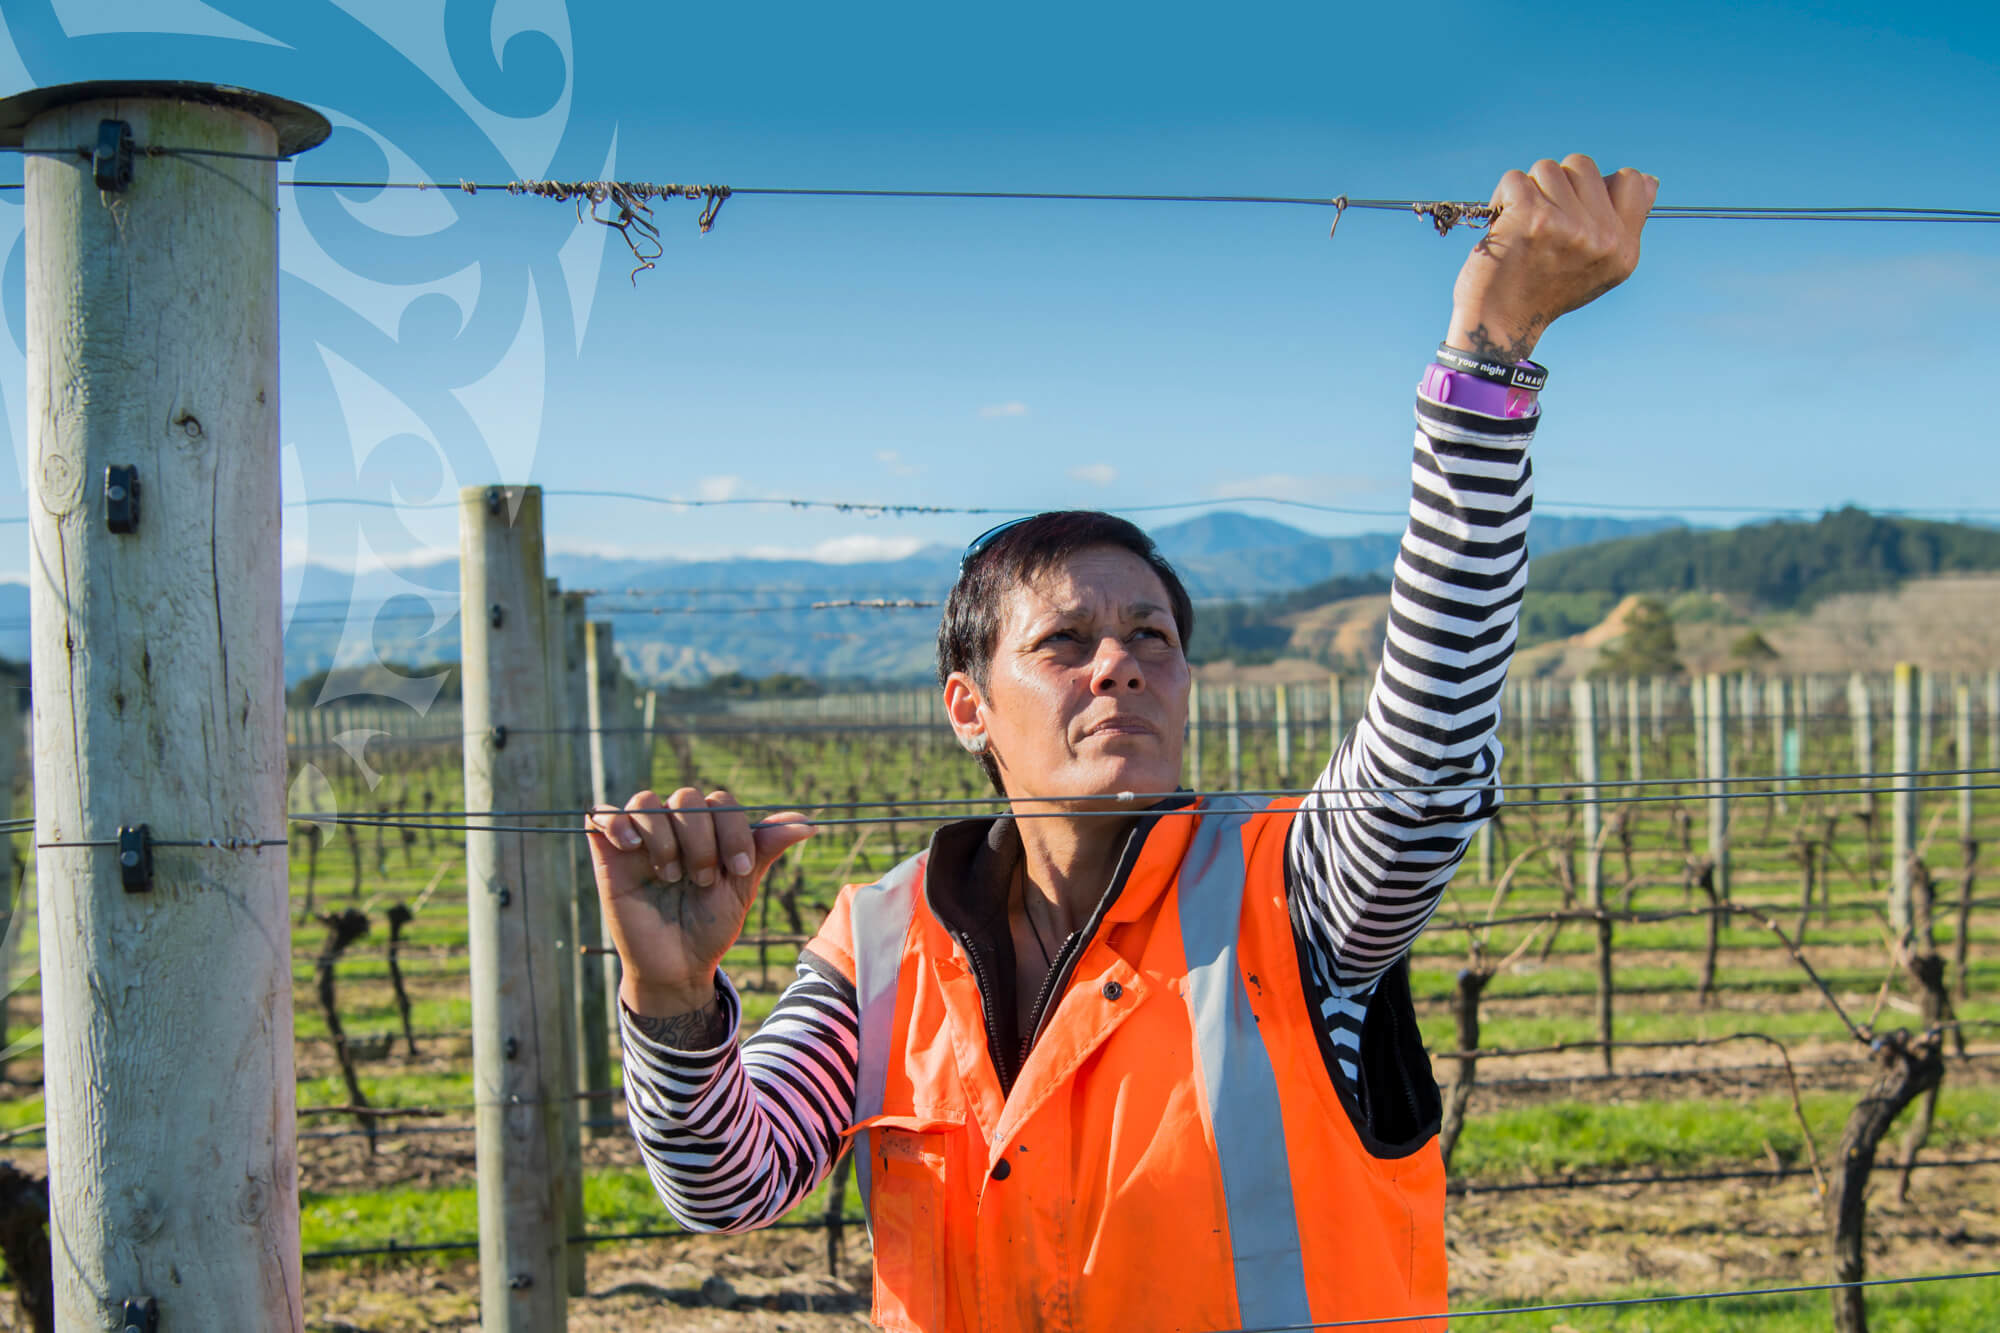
{"left": 1459, "top": 319, "right": 1543, "bottom": 366}
{"left": 629, "top": 996, "right": 728, "bottom": 1049}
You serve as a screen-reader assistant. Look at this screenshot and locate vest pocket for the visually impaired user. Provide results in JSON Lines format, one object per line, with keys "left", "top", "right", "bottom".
{"left": 860, "top": 1114, "right": 959, "bottom": 1332}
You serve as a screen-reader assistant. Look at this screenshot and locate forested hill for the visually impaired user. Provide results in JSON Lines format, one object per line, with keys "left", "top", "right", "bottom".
{"left": 1530, "top": 507, "right": 2000, "bottom": 610}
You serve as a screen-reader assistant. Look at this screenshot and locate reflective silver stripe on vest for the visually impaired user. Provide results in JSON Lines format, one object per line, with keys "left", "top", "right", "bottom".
{"left": 847, "top": 854, "right": 924, "bottom": 1219}
{"left": 1178, "top": 796, "right": 1314, "bottom": 1329}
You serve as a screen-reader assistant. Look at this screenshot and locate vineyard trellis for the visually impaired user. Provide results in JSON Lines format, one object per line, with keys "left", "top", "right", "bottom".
{"left": 2, "top": 478, "right": 1996, "bottom": 1327}
{"left": 0, "top": 74, "right": 1996, "bottom": 1333}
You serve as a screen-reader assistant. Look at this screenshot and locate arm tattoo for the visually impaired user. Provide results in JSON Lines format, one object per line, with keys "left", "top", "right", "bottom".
{"left": 628, "top": 995, "right": 729, "bottom": 1050}
{"left": 1458, "top": 319, "right": 1545, "bottom": 365}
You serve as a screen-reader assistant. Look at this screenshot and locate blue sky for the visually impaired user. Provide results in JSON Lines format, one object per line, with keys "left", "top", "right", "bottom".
{"left": 0, "top": 0, "right": 1995, "bottom": 586}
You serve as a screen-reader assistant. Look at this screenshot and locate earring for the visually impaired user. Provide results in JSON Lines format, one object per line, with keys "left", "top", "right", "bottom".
{"left": 961, "top": 733, "right": 988, "bottom": 755}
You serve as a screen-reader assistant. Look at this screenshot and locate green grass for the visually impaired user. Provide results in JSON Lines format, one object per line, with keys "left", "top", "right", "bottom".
{"left": 301, "top": 1161, "right": 867, "bottom": 1258}
{"left": 1459, "top": 1276, "right": 2000, "bottom": 1330}
{"left": 1415, "top": 994, "right": 2000, "bottom": 1054}
{"left": 1455, "top": 1083, "right": 2000, "bottom": 1180}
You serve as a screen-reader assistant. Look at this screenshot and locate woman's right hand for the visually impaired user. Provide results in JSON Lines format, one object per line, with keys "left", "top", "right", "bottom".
{"left": 585, "top": 787, "right": 816, "bottom": 1016}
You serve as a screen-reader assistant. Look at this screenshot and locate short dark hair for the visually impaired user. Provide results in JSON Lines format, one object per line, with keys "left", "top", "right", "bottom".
{"left": 937, "top": 511, "right": 1195, "bottom": 792}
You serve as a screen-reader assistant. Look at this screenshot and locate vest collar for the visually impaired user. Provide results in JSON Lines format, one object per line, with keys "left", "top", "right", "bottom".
{"left": 917, "top": 793, "right": 1197, "bottom": 1095}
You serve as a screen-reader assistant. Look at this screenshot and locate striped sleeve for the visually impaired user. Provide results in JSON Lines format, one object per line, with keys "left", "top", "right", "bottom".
{"left": 1285, "top": 390, "right": 1532, "bottom": 1084}
{"left": 621, "top": 963, "right": 859, "bottom": 1233}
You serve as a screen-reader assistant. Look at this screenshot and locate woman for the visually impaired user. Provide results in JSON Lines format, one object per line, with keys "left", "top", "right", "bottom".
{"left": 588, "top": 155, "right": 1656, "bottom": 1332}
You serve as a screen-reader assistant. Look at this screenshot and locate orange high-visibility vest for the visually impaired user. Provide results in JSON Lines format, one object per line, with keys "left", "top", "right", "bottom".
{"left": 808, "top": 795, "right": 1447, "bottom": 1333}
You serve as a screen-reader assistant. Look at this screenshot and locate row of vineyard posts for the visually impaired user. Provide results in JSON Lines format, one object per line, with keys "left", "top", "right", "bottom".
{"left": 2, "top": 74, "right": 1991, "bottom": 1331}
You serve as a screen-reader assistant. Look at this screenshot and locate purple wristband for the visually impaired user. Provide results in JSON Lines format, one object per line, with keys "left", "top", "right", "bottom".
{"left": 1420, "top": 363, "right": 1539, "bottom": 419}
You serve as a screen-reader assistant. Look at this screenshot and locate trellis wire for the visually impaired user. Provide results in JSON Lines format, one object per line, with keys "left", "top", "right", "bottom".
{"left": 1211, "top": 1267, "right": 2000, "bottom": 1332}
{"left": 290, "top": 777, "right": 2000, "bottom": 838}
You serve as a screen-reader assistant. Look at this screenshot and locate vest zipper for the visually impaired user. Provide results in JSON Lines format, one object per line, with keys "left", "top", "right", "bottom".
{"left": 1025, "top": 927, "right": 1086, "bottom": 1052}
{"left": 954, "top": 932, "right": 1018, "bottom": 1090}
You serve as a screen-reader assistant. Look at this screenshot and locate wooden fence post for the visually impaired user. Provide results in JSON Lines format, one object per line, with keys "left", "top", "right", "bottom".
{"left": 1225, "top": 684, "right": 1242, "bottom": 792}
{"left": 1329, "top": 673, "right": 1346, "bottom": 749}
{"left": 1573, "top": 677, "right": 1612, "bottom": 1071}
{"left": 1956, "top": 682, "right": 1979, "bottom": 1001}
{"left": 0, "top": 704, "right": 15, "bottom": 1087}
{"left": 1988, "top": 669, "right": 2000, "bottom": 775}
{"left": 1917, "top": 668, "right": 1936, "bottom": 782}
{"left": 564, "top": 600, "right": 612, "bottom": 1137}
{"left": 1850, "top": 671, "right": 1874, "bottom": 812}
{"left": 1275, "top": 683, "right": 1293, "bottom": 786}
{"left": 460, "top": 485, "right": 570, "bottom": 1330}
{"left": 641, "top": 686, "right": 659, "bottom": 791}
{"left": 1519, "top": 678, "right": 1536, "bottom": 785}
{"left": 542, "top": 581, "right": 586, "bottom": 1298}
{"left": 1770, "top": 677, "right": 1790, "bottom": 813}
{"left": 1705, "top": 673, "right": 1730, "bottom": 902}
{"left": 1627, "top": 677, "right": 1643, "bottom": 782}
{"left": 585, "top": 622, "right": 624, "bottom": 1050}
{"left": 15, "top": 81, "right": 328, "bottom": 1331}
{"left": 1187, "top": 681, "right": 1202, "bottom": 790}
{"left": 1890, "top": 663, "right": 1922, "bottom": 954}
{"left": 1957, "top": 681, "right": 1974, "bottom": 838}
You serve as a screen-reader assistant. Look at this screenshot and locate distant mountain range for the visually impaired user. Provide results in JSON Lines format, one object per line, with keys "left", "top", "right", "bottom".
{"left": 263, "top": 510, "right": 1681, "bottom": 687}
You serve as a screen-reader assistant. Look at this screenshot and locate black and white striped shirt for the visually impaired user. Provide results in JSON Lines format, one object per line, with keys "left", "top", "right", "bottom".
{"left": 622, "top": 389, "right": 1532, "bottom": 1232}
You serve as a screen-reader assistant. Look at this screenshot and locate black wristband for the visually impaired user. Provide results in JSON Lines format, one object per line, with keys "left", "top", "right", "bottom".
{"left": 1435, "top": 343, "right": 1548, "bottom": 392}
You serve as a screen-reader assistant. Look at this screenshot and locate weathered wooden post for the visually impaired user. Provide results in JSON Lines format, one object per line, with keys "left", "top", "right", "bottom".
{"left": 0, "top": 706, "right": 15, "bottom": 1086}
{"left": 1329, "top": 672, "right": 1346, "bottom": 749}
{"left": 1770, "top": 677, "right": 1790, "bottom": 813}
{"left": 1275, "top": 683, "right": 1293, "bottom": 785}
{"left": 1705, "top": 673, "right": 1730, "bottom": 902}
{"left": 1916, "top": 668, "right": 1936, "bottom": 784}
{"left": 542, "top": 581, "right": 586, "bottom": 1298}
{"left": 585, "top": 622, "right": 620, "bottom": 808}
{"left": 564, "top": 598, "right": 612, "bottom": 1135}
{"left": 1216, "top": 684, "right": 1232, "bottom": 788}
{"left": 1187, "top": 681, "right": 1202, "bottom": 789}
{"left": 584, "top": 620, "right": 624, "bottom": 1057}
{"left": 1573, "top": 677, "right": 1612, "bottom": 1071}
{"left": 640, "top": 686, "right": 659, "bottom": 791}
{"left": 10, "top": 80, "right": 327, "bottom": 1331}
{"left": 1890, "top": 663, "right": 1923, "bottom": 954}
{"left": 1955, "top": 681, "right": 1978, "bottom": 1000}
{"left": 1850, "top": 671, "right": 1874, "bottom": 806}
{"left": 1957, "top": 682, "right": 1974, "bottom": 839}
{"left": 1626, "top": 677, "right": 1643, "bottom": 782}
{"left": 460, "top": 485, "right": 570, "bottom": 1330}
{"left": 1988, "top": 669, "right": 2000, "bottom": 774}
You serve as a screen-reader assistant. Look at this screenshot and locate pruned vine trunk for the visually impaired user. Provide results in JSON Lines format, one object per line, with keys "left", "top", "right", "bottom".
{"left": 1827, "top": 1029, "right": 1944, "bottom": 1333}
{"left": 1438, "top": 968, "right": 1489, "bottom": 1172}
{"left": 316, "top": 908, "right": 375, "bottom": 1152}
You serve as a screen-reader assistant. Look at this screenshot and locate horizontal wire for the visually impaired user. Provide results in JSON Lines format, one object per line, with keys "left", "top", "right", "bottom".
{"left": 1446, "top": 1156, "right": 2000, "bottom": 1200}
{"left": 35, "top": 837, "right": 286, "bottom": 851}
{"left": 1218, "top": 1267, "right": 2000, "bottom": 1332}
{"left": 285, "top": 765, "right": 2000, "bottom": 816}
{"left": 300, "top": 778, "right": 2000, "bottom": 836}
{"left": 266, "top": 489, "right": 2000, "bottom": 522}
{"left": 287, "top": 766, "right": 2000, "bottom": 827}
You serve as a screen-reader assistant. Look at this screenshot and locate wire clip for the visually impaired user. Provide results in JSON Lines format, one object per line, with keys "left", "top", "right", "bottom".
{"left": 94, "top": 120, "right": 133, "bottom": 193}
{"left": 118, "top": 825, "right": 153, "bottom": 892}
{"left": 105, "top": 464, "right": 140, "bottom": 534}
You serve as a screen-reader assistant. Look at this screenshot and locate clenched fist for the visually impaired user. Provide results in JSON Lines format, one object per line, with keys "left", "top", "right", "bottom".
{"left": 1446, "top": 154, "right": 1657, "bottom": 364}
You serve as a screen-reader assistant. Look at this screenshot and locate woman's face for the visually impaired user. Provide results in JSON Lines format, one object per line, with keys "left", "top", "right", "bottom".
{"left": 946, "top": 544, "right": 1190, "bottom": 804}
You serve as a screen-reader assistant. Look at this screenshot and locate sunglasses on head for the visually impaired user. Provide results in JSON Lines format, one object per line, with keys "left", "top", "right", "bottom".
{"left": 959, "top": 516, "right": 1035, "bottom": 574}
